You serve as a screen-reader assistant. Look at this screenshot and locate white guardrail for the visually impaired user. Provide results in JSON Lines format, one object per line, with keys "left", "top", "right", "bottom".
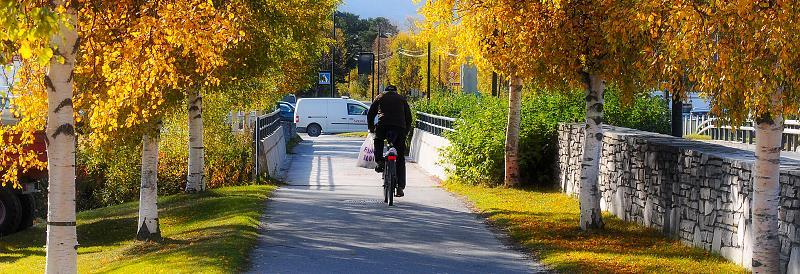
{"left": 410, "top": 112, "right": 456, "bottom": 180}
{"left": 683, "top": 114, "right": 800, "bottom": 152}
{"left": 415, "top": 111, "right": 456, "bottom": 137}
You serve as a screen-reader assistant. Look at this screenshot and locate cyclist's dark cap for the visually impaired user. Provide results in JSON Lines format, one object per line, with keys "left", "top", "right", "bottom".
{"left": 384, "top": 85, "right": 398, "bottom": 92}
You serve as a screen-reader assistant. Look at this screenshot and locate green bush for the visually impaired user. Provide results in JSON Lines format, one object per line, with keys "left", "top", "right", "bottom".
{"left": 412, "top": 93, "right": 482, "bottom": 117}
{"left": 419, "top": 86, "right": 669, "bottom": 187}
{"left": 76, "top": 141, "right": 142, "bottom": 210}
{"left": 604, "top": 90, "right": 670, "bottom": 134}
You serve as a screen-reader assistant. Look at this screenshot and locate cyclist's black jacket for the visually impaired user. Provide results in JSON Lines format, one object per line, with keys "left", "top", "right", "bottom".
{"left": 367, "top": 91, "right": 412, "bottom": 132}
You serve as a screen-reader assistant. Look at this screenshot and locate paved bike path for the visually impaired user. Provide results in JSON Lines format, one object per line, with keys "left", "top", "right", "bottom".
{"left": 247, "top": 135, "right": 544, "bottom": 273}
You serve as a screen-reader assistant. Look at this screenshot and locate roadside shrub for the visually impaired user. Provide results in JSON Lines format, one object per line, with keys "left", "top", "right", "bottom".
{"left": 431, "top": 86, "right": 669, "bottom": 187}
{"left": 75, "top": 91, "right": 257, "bottom": 210}
{"left": 76, "top": 141, "right": 141, "bottom": 210}
{"left": 159, "top": 92, "right": 254, "bottom": 190}
{"left": 412, "top": 93, "right": 481, "bottom": 117}
{"left": 442, "top": 96, "right": 507, "bottom": 185}
{"left": 604, "top": 90, "right": 670, "bottom": 134}
{"left": 199, "top": 92, "right": 254, "bottom": 188}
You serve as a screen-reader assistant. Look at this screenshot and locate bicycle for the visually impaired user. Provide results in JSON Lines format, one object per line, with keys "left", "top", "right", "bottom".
{"left": 383, "top": 145, "right": 398, "bottom": 206}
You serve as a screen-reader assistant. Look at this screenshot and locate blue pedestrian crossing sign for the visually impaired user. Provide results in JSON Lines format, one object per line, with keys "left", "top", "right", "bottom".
{"left": 319, "top": 71, "right": 331, "bottom": 85}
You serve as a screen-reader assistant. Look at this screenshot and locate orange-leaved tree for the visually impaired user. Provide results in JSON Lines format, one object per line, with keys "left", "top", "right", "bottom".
{"left": 419, "top": 0, "right": 654, "bottom": 229}
{"left": 74, "top": 0, "right": 243, "bottom": 240}
{"left": 644, "top": 1, "right": 800, "bottom": 271}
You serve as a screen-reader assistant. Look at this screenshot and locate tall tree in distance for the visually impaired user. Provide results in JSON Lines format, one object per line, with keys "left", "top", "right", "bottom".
{"left": 386, "top": 32, "right": 424, "bottom": 95}
{"left": 220, "top": 0, "right": 335, "bottom": 107}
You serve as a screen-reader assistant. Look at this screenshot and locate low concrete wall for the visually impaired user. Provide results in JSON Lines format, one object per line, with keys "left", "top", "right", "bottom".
{"left": 410, "top": 128, "right": 452, "bottom": 180}
{"left": 281, "top": 121, "right": 296, "bottom": 141}
{"left": 557, "top": 123, "right": 800, "bottom": 271}
{"left": 257, "top": 125, "right": 287, "bottom": 178}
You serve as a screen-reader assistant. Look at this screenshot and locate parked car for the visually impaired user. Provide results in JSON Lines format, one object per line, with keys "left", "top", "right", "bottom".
{"left": 277, "top": 101, "right": 295, "bottom": 122}
{"left": 282, "top": 94, "right": 297, "bottom": 107}
{"left": 295, "top": 97, "right": 369, "bottom": 137}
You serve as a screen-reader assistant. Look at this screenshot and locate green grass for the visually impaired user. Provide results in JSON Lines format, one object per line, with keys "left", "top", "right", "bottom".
{"left": 336, "top": 131, "right": 369, "bottom": 138}
{"left": 443, "top": 181, "right": 747, "bottom": 274}
{"left": 0, "top": 184, "right": 277, "bottom": 274}
{"left": 685, "top": 133, "right": 712, "bottom": 140}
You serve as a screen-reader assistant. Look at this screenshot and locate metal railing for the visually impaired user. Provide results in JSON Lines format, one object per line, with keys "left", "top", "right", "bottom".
{"left": 255, "top": 109, "right": 282, "bottom": 139}
{"left": 683, "top": 114, "right": 800, "bottom": 152}
{"left": 416, "top": 111, "right": 456, "bottom": 137}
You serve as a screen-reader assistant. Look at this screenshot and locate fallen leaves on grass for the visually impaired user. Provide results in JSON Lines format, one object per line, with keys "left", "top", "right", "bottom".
{"left": 443, "top": 182, "right": 747, "bottom": 274}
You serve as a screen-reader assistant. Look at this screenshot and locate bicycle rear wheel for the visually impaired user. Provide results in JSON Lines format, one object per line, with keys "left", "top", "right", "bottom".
{"left": 386, "top": 161, "right": 396, "bottom": 206}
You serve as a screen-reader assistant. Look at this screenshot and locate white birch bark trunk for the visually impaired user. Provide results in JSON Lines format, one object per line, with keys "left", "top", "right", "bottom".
{"left": 504, "top": 75, "right": 523, "bottom": 187}
{"left": 185, "top": 90, "right": 205, "bottom": 192}
{"left": 751, "top": 91, "right": 783, "bottom": 273}
{"left": 137, "top": 124, "right": 162, "bottom": 242}
{"left": 579, "top": 73, "right": 605, "bottom": 230}
{"left": 44, "top": 1, "right": 79, "bottom": 273}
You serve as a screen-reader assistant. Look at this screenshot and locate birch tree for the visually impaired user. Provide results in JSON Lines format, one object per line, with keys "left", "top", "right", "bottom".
{"left": 186, "top": 89, "right": 205, "bottom": 192}
{"left": 643, "top": 1, "right": 800, "bottom": 271}
{"left": 45, "top": 1, "right": 78, "bottom": 271}
{"left": 504, "top": 75, "right": 523, "bottom": 186}
{"left": 0, "top": 0, "right": 79, "bottom": 271}
{"left": 137, "top": 122, "right": 162, "bottom": 241}
{"left": 417, "top": 0, "right": 532, "bottom": 187}
{"left": 419, "top": 1, "right": 653, "bottom": 221}
{"left": 180, "top": 0, "right": 338, "bottom": 192}
{"left": 74, "top": 0, "right": 242, "bottom": 236}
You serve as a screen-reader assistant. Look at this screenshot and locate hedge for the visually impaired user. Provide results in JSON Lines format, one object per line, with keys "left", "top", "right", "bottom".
{"left": 413, "top": 87, "right": 669, "bottom": 186}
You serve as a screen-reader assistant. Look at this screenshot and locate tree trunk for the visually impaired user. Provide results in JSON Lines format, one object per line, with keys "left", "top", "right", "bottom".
{"left": 44, "top": 1, "right": 79, "bottom": 273}
{"left": 137, "top": 124, "right": 162, "bottom": 242}
{"left": 186, "top": 90, "right": 205, "bottom": 192}
{"left": 579, "top": 73, "right": 605, "bottom": 230}
{"left": 671, "top": 91, "right": 683, "bottom": 137}
{"left": 503, "top": 75, "right": 523, "bottom": 187}
{"left": 751, "top": 99, "right": 783, "bottom": 272}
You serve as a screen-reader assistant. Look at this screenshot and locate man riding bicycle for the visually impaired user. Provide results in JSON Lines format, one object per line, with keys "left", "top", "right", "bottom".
{"left": 367, "top": 85, "right": 412, "bottom": 197}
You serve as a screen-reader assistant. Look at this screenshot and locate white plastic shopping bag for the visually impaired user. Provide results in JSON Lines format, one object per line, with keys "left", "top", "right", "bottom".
{"left": 356, "top": 133, "right": 377, "bottom": 169}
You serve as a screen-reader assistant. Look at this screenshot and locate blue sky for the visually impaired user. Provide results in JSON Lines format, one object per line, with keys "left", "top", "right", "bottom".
{"left": 339, "top": 0, "right": 422, "bottom": 29}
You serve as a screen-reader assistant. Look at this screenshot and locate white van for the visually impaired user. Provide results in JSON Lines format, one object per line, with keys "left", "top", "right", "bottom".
{"left": 295, "top": 97, "right": 370, "bottom": 137}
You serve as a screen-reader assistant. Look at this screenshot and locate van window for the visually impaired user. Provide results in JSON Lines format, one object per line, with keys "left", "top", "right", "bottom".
{"left": 347, "top": 103, "right": 366, "bottom": 115}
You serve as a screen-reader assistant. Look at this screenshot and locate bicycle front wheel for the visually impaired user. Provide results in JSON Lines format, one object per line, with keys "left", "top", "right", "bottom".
{"left": 383, "top": 172, "right": 390, "bottom": 203}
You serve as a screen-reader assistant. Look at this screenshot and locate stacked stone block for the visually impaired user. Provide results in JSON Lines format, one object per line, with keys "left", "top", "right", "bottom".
{"left": 557, "top": 123, "right": 800, "bottom": 271}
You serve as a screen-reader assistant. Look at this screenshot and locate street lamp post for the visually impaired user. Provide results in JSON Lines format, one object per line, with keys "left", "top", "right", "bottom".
{"left": 427, "top": 41, "right": 431, "bottom": 101}
{"left": 376, "top": 26, "right": 392, "bottom": 94}
{"left": 331, "top": 11, "right": 336, "bottom": 97}
{"left": 377, "top": 25, "right": 382, "bottom": 93}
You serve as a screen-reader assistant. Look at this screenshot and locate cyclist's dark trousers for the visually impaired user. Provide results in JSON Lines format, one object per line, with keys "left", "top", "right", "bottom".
{"left": 374, "top": 125, "right": 407, "bottom": 189}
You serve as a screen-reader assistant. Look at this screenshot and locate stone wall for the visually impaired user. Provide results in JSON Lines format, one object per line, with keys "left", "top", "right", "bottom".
{"left": 557, "top": 123, "right": 800, "bottom": 271}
